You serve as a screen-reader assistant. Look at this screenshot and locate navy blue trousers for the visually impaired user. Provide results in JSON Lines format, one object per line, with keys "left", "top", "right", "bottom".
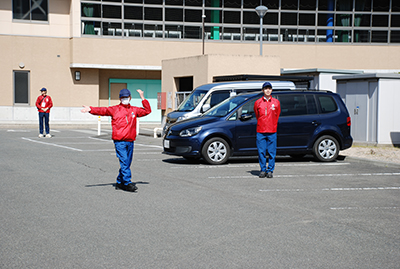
{"left": 114, "top": 140, "right": 134, "bottom": 185}
{"left": 256, "top": 132, "right": 277, "bottom": 173}
{"left": 38, "top": 112, "right": 50, "bottom": 134}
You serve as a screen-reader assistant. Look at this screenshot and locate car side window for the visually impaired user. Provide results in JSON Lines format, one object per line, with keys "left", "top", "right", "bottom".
{"left": 239, "top": 99, "right": 257, "bottom": 118}
{"left": 204, "top": 90, "right": 231, "bottom": 108}
{"left": 228, "top": 112, "right": 237, "bottom": 120}
{"left": 306, "top": 95, "right": 318, "bottom": 114}
{"left": 318, "top": 96, "right": 338, "bottom": 113}
{"left": 278, "top": 94, "right": 308, "bottom": 117}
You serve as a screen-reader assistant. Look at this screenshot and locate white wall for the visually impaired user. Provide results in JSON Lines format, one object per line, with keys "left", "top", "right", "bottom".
{"left": 319, "top": 74, "right": 339, "bottom": 92}
{"left": 377, "top": 80, "right": 400, "bottom": 145}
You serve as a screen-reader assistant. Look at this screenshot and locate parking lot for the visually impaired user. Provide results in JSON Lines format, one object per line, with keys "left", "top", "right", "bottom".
{"left": 1, "top": 126, "right": 399, "bottom": 268}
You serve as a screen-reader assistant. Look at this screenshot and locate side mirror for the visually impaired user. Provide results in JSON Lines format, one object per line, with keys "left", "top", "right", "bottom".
{"left": 201, "top": 103, "right": 211, "bottom": 113}
{"left": 240, "top": 113, "right": 253, "bottom": 121}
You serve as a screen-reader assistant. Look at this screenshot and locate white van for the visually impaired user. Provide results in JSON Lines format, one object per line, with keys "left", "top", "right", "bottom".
{"left": 163, "top": 81, "right": 296, "bottom": 132}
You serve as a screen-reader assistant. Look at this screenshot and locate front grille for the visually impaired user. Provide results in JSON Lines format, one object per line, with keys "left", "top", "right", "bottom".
{"left": 166, "top": 129, "right": 180, "bottom": 137}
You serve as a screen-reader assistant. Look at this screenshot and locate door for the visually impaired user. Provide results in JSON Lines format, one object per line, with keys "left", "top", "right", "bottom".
{"left": 343, "top": 81, "right": 369, "bottom": 142}
{"left": 277, "top": 94, "right": 320, "bottom": 150}
{"left": 234, "top": 98, "right": 258, "bottom": 155}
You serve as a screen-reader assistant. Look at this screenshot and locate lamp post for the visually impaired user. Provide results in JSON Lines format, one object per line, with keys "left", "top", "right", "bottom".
{"left": 255, "top": 5, "right": 268, "bottom": 56}
{"left": 202, "top": 14, "right": 206, "bottom": 55}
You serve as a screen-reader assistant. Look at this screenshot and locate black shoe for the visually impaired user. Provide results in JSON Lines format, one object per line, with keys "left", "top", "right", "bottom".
{"left": 115, "top": 183, "right": 123, "bottom": 190}
{"left": 125, "top": 183, "right": 138, "bottom": 192}
{"left": 259, "top": 171, "right": 267, "bottom": 178}
{"left": 266, "top": 172, "right": 273, "bottom": 178}
{"left": 115, "top": 183, "right": 138, "bottom": 192}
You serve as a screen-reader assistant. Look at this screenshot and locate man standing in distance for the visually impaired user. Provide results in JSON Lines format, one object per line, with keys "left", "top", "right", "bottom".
{"left": 254, "top": 82, "right": 281, "bottom": 178}
{"left": 81, "top": 89, "right": 151, "bottom": 192}
{"left": 36, "top": 87, "right": 53, "bottom": 138}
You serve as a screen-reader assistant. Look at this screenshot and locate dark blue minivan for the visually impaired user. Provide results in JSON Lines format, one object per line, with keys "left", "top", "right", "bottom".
{"left": 163, "top": 90, "right": 352, "bottom": 165}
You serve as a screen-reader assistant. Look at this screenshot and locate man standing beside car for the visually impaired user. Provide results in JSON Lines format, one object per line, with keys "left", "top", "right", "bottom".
{"left": 254, "top": 82, "right": 281, "bottom": 178}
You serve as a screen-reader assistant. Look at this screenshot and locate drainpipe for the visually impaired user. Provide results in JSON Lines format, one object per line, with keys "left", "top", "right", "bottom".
{"left": 326, "top": 0, "right": 334, "bottom": 42}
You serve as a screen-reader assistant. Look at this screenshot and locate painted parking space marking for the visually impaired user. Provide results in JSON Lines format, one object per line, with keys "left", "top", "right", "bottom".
{"left": 259, "top": 186, "right": 400, "bottom": 192}
{"left": 22, "top": 135, "right": 161, "bottom": 152}
{"left": 88, "top": 137, "right": 113, "bottom": 142}
{"left": 210, "top": 172, "right": 400, "bottom": 179}
{"left": 56, "top": 142, "right": 112, "bottom": 145}
{"left": 133, "top": 151, "right": 162, "bottom": 154}
{"left": 8, "top": 129, "right": 60, "bottom": 133}
{"left": 22, "top": 137, "right": 83, "bottom": 151}
{"left": 136, "top": 159, "right": 164, "bottom": 161}
{"left": 172, "top": 162, "right": 351, "bottom": 169}
{"left": 330, "top": 206, "right": 399, "bottom": 210}
{"left": 135, "top": 143, "right": 163, "bottom": 149}
{"left": 7, "top": 130, "right": 32, "bottom": 133}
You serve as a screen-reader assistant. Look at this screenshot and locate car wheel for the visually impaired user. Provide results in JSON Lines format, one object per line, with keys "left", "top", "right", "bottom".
{"left": 313, "top": 135, "right": 339, "bottom": 162}
{"left": 202, "top": 137, "right": 230, "bottom": 165}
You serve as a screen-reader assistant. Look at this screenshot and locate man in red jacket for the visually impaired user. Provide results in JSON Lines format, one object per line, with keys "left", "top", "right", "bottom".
{"left": 81, "top": 89, "right": 151, "bottom": 192}
{"left": 35, "top": 87, "right": 53, "bottom": 138}
{"left": 254, "top": 82, "right": 281, "bottom": 178}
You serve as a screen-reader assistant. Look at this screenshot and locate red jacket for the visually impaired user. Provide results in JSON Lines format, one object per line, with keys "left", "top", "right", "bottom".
{"left": 90, "top": 100, "right": 151, "bottom": 141}
{"left": 254, "top": 96, "right": 281, "bottom": 133}
{"left": 36, "top": 95, "right": 53, "bottom": 113}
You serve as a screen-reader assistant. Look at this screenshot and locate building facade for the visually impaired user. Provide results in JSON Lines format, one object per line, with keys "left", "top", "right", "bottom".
{"left": 1, "top": 0, "right": 400, "bottom": 143}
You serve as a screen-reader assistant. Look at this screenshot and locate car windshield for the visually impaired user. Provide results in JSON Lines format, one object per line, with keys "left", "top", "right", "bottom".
{"left": 203, "top": 94, "right": 256, "bottom": 117}
{"left": 177, "top": 89, "right": 207, "bottom": 112}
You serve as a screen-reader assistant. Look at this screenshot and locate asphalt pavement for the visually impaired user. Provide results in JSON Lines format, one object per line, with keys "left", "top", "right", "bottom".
{"left": 1, "top": 125, "right": 399, "bottom": 268}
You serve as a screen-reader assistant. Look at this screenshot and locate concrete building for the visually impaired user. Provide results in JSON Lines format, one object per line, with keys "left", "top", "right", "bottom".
{"left": 1, "top": 0, "right": 399, "bottom": 144}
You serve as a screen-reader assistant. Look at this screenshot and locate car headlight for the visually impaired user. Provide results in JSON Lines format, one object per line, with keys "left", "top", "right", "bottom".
{"left": 179, "top": 126, "right": 202, "bottom": 137}
{"left": 177, "top": 115, "right": 190, "bottom": 122}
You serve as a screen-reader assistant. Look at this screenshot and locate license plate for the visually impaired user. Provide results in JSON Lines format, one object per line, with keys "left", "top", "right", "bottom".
{"left": 164, "top": 139, "right": 170, "bottom": 149}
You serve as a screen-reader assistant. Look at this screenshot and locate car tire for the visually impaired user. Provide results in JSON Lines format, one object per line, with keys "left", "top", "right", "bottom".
{"left": 202, "top": 137, "right": 230, "bottom": 165}
{"left": 313, "top": 135, "right": 339, "bottom": 162}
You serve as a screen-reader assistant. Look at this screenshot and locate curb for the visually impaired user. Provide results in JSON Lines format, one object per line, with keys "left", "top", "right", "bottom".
{"left": 343, "top": 155, "right": 400, "bottom": 169}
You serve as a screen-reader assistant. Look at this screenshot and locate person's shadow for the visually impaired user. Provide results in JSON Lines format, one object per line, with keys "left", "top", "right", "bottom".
{"left": 85, "top": 181, "right": 149, "bottom": 188}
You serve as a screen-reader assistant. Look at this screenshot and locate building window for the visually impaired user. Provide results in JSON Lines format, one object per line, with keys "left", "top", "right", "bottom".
{"left": 14, "top": 71, "right": 29, "bottom": 104}
{"left": 80, "top": 0, "right": 400, "bottom": 44}
{"left": 13, "top": 0, "right": 48, "bottom": 21}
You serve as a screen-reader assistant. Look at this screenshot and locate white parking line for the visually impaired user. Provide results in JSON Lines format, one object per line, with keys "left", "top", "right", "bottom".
{"left": 89, "top": 137, "right": 113, "bottom": 142}
{"left": 22, "top": 136, "right": 162, "bottom": 152}
{"left": 135, "top": 143, "right": 163, "bottom": 149}
{"left": 210, "top": 172, "right": 400, "bottom": 179}
{"left": 133, "top": 151, "right": 162, "bottom": 154}
{"left": 173, "top": 162, "right": 351, "bottom": 169}
{"left": 22, "top": 137, "right": 82, "bottom": 151}
{"left": 7, "top": 130, "right": 31, "bottom": 132}
{"left": 57, "top": 142, "right": 112, "bottom": 145}
{"left": 84, "top": 149, "right": 115, "bottom": 152}
{"left": 330, "top": 207, "right": 399, "bottom": 210}
{"left": 8, "top": 129, "right": 61, "bottom": 133}
{"left": 259, "top": 186, "right": 400, "bottom": 192}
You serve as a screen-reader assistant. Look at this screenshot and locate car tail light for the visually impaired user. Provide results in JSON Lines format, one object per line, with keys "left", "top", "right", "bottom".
{"left": 347, "top": 117, "right": 351, "bottom": 126}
